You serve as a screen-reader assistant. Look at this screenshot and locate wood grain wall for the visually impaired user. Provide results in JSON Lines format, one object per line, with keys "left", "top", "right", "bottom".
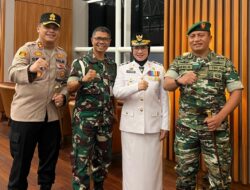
{"left": 14, "top": 0, "right": 72, "bottom": 64}
{"left": 164, "top": 0, "right": 249, "bottom": 185}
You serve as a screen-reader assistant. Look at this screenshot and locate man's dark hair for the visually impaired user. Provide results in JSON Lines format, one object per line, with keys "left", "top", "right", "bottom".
{"left": 92, "top": 26, "right": 111, "bottom": 38}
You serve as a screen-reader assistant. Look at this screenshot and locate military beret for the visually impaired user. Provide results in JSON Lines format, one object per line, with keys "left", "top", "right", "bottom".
{"left": 186, "top": 21, "right": 211, "bottom": 35}
{"left": 40, "top": 12, "right": 61, "bottom": 27}
{"left": 131, "top": 34, "right": 151, "bottom": 46}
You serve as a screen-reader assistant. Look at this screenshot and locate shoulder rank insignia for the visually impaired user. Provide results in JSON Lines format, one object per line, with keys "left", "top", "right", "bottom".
{"left": 37, "top": 41, "right": 43, "bottom": 48}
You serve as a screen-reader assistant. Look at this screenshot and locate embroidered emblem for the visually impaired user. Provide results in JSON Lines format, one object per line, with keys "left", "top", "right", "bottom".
{"left": 201, "top": 23, "right": 206, "bottom": 29}
{"left": 18, "top": 51, "right": 27, "bottom": 58}
{"left": 34, "top": 51, "right": 43, "bottom": 56}
{"left": 136, "top": 34, "right": 143, "bottom": 42}
{"left": 49, "top": 13, "right": 56, "bottom": 21}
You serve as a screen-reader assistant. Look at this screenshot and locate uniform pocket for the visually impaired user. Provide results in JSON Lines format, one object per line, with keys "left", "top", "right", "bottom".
{"left": 9, "top": 132, "right": 20, "bottom": 157}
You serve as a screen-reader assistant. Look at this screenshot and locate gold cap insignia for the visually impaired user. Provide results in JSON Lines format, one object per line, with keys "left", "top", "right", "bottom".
{"left": 131, "top": 34, "right": 151, "bottom": 46}
{"left": 136, "top": 34, "right": 143, "bottom": 42}
{"left": 49, "top": 13, "right": 56, "bottom": 21}
{"left": 201, "top": 23, "right": 206, "bottom": 29}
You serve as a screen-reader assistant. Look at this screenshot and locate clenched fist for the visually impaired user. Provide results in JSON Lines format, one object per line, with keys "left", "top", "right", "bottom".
{"left": 138, "top": 78, "right": 148, "bottom": 91}
{"left": 81, "top": 69, "right": 97, "bottom": 82}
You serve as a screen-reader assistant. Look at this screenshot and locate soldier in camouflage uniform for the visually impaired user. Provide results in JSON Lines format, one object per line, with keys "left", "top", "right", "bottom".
{"left": 67, "top": 26, "right": 117, "bottom": 190}
{"left": 164, "top": 21, "right": 243, "bottom": 189}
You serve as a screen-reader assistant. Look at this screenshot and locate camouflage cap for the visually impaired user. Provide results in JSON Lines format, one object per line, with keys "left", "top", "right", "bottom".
{"left": 186, "top": 21, "right": 211, "bottom": 35}
{"left": 40, "top": 12, "right": 61, "bottom": 27}
{"left": 131, "top": 34, "right": 151, "bottom": 46}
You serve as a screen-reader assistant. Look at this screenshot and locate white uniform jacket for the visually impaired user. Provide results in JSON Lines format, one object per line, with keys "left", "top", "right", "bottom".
{"left": 113, "top": 60, "right": 169, "bottom": 134}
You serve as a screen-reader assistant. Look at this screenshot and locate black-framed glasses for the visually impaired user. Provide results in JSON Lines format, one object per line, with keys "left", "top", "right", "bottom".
{"left": 93, "top": 37, "right": 111, "bottom": 42}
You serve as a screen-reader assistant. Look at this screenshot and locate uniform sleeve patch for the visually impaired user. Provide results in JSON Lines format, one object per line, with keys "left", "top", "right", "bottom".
{"left": 18, "top": 51, "right": 27, "bottom": 58}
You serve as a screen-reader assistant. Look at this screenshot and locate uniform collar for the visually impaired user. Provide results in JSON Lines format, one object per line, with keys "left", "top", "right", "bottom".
{"left": 86, "top": 49, "right": 109, "bottom": 64}
{"left": 189, "top": 49, "right": 216, "bottom": 61}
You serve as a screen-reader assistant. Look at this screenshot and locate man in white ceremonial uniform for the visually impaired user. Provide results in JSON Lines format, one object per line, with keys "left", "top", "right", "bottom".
{"left": 113, "top": 34, "right": 169, "bottom": 190}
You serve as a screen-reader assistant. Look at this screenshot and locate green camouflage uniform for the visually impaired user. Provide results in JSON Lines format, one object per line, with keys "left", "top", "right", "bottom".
{"left": 165, "top": 51, "right": 243, "bottom": 190}
{"left": 68, "top": 49, "right": 117, "bottom": 190}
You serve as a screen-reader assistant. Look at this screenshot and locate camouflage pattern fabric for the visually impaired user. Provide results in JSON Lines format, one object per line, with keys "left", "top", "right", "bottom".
{"left": 166, "top": 51, "right": 243, "bottom": 131}
{"left": 165, "top": 51, "right": 243, "bottom": 189}
{"left": 71, "top": 124, "right": 112, "bottom": 190}
{"left": 175, "top": 124, "right": 231, "bottom": 190}
{"left": 68, "top": 49, "right": 116, "bottom": 190}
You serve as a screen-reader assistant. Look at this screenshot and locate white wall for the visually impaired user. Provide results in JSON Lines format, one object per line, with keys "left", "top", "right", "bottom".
{"left": 72, "top": 0, "right": 89, "bottom": 59}
{"left": 4, "top": 0, "right": 14, "bottom": 81}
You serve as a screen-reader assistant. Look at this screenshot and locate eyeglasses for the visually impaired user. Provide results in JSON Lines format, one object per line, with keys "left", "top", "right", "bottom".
{"left": 93, "top": 37, "right": 111, "bottom": 42}
{"left": 132, "top": 46, "right": 149, "bottom": 51}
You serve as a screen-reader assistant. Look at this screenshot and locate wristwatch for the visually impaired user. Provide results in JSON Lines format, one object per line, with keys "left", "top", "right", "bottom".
{"left": 174, "top": 75, "right": 182, "bottom": 86}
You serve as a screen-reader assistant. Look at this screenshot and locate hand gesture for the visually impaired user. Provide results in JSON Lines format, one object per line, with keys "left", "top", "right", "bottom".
{"left": 204, "top": 114, "right": 223, "bottom": 131}
{"left": 81, "top": 69, "right": 96, "bottom": 82}
{"left": 52, "top": 93, "right": 65, "bottom": 107}
{"left": 29, "top": 58, "right": 48, "bottom": 73}
{"left": 178, "top": 71, "right": 197, "bottom": 85}
{"left": 138, "top": 78, "right": 148, "bottom": 91}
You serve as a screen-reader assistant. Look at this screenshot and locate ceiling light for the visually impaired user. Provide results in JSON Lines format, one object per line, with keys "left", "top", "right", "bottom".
{"left": 86, "top": 0, "right": 103, "bottom": 3}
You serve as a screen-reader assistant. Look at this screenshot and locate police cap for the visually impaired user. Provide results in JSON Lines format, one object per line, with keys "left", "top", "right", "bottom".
{"left": 186, "top": 21, "right": 211, "bottom": 35}
{"left": 131, "top": 33, "right": 151, "bottom": 46}
{"left": 40, "top": 12, "right": 61, "bottom": 27}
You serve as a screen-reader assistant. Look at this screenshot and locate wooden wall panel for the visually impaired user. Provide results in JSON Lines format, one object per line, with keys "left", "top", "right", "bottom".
{"left": 201, "top": 0, "right": 208, "bottom": 21}
{"left": 164, "top": 0, "right": 249, "bottom": 185}
{"left": 168, "top": 0, "right": 175, "bottom": 160}
{"left": 216, "top": 0, "right": 223, "bottom": 54}
{"left": 194, "top": 0, "right": 201, "bottom": 22}
{"left": 232, "top": 0, "right": 240, "bottom": 182}
{"left": 181, "top": 0, "right": 188, "bottom": 53}
{"left": 14, "top": 0, "right": 72, "bottom": 64}
{"left": 241, "top": 0, "right": 248, "bottom": 184}
{"left": 16, "top": 0, "right": 72, "bottom": 9}
{"left": 208, "top": 0, "right": 215, "bottom": 50}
